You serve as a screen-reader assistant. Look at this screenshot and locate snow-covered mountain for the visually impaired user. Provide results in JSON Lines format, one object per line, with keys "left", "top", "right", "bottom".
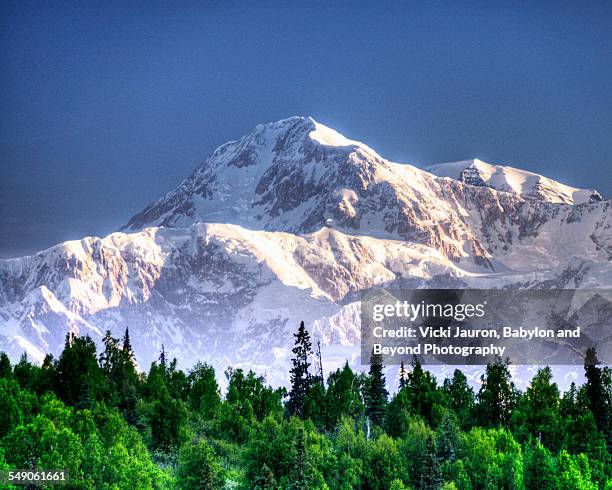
{"left": 1, "top": 116, "right": 610, "bottom": 387}
{"left": 425, "top": 158, "right": 603, "bottom": 205}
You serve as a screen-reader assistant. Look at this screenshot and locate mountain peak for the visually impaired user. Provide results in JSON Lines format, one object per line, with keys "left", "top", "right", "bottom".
{"left": 123, "top": 116, "right": 383, "bottom": 232}
{"left": 247, "top": 115, "right": 372, "bottom": 151}
{"left": 425, "top": 158, "right": 602, "bottom": 205}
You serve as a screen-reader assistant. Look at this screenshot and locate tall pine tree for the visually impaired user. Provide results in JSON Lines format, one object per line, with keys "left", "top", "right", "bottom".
{"left": 122, "top": 327, "right": 134, "bottom": 362}
{"left": 476, "top": 358, "right": 517, "bottom": 427}
{"left": 159, "top": 344, "right": 167, "bottom": 371}
{"left": 287, "top": 321, "right": 313, "bottom": 417}
{"left": 365, "top": 349, "right": 388, "bottom": 427}
{"left": 0, "top": 352, "right": 11, "bottom": 378}
{"left": 442, "top": 369, "right": 475, "bottom": 427}
{"left": 584, "top": 347, "right": 612, "bottom": 452}
{"left": 398, "top": 361, "right": 407, "bottom": 389}
{"left": 405, "top": 355, "right": 440, "bottom": 425}
{"left": 56, "top": 334, "right": 104, "bottom": 406}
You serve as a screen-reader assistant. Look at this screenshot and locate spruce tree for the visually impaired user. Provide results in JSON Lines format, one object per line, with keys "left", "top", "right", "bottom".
{"left": 38, "top": 353, "right": 56, "bottom": 394}
{"left": 436, "top": 411, "right": 460, "bottom": 463}
{"left": 99, "top": 330, "right": 119, "bottom": 373}
{"left": 405, "top": 355, "right": 439, "bottom": 425}
{"left": 56, "top": 335, "right": 103, "bottom": 406}
{"left": 123, "top": 384, "right": 143, "bottom": 429}
{"left": 476, "top": 358, "right": 517, "bottom": 427}
{"left": 365, "top": 349, "right": 388, "bottom": 426}
{"left": 188, "top": 362, "right": 221, "bottom": 419}
{"left": 324, "top": 361, "right": 365, "bottom": 429}
{"left": 287, "top": 321, "right": 313, "bottom": 417}
{"left": 384, "top": 387, "right": 412, "bottom": 438}
{"left": 302, "top": 381, "right": 326, "bottom": 430}
{"left": 290, "top": 428, "right": 310, "bottom": 490}
{"left": 584, "top": 348, "right": 612, "bottom": 451}
{"left": 314, "top": 339, "right": 324, "bottom": 387}
{"left": 560, "top": 382, "right": 579, "bottom": 418}
{"left": 420, "top": 435, "right": 442, "bottom": 490}
{"left": 516, "top": 366, "right": 562, "bottom": 451}
{"left": 159, "top": 344, "right": 167, "bottom": 372}
{"left": 0, "top": 352, "right": 11, "bottom": 378}
{"left": 443, "top": 369, "right": 475, "bottom": 426}
{"left": 13, "top": 352, "right": 35, "bottom": 390}
{"left": 122, "top": 327, "right": 134, "bottom": 362}
{"left": 99, "top": 329, "right": 137, "bottom": 410}
{"left": 399, "top": 360, "right": 407, "bottom": 389}
{"left": 76, "top": 379, "right": 94, "bottom": 410}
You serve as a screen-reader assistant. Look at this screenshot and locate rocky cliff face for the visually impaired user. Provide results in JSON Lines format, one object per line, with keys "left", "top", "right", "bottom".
{"left": 1, "top": 117, "right": 610, "bottom": 385}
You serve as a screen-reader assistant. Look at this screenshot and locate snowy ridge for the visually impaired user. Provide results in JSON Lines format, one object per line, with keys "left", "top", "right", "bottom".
{"left": 424, "top": 158, "right": 603, "bottom": 205}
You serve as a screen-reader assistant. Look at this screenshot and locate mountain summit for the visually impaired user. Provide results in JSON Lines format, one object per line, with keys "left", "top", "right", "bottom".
{"left": 124, "top": 116, "right": 382, "bottom": 232}
{"left": 1, "top": 117, "right": 610, "bottom": 383}
{"left": 425, "top": 158, "right": 602, "bottom": 205}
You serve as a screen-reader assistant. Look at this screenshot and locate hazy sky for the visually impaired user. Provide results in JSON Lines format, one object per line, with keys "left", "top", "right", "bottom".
{"left": 1, "top": 0, "right": 611, "bottom": 258}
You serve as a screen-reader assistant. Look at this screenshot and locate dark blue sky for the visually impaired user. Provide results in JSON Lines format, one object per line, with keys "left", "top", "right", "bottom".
{"left": 1, "top": 1, "right": 611, "bottom": 258}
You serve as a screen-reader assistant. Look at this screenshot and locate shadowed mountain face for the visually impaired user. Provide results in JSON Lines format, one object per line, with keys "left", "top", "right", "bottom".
{"left": 1, "top": 117, "right": 610, "bottom": 387}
